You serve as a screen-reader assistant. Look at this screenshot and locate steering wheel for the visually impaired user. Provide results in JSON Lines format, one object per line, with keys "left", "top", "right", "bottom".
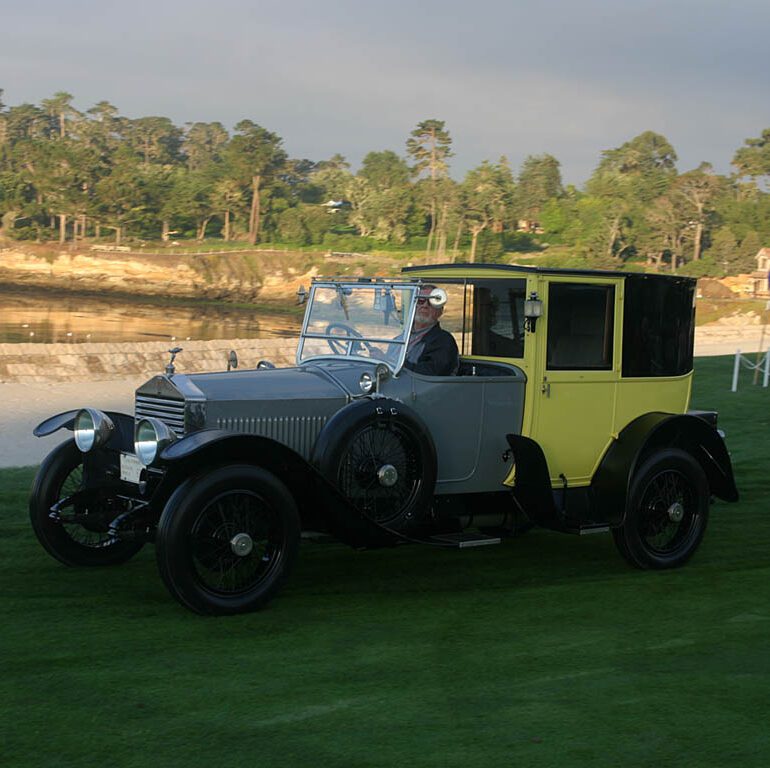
{"left": 325, "top": 323, "right": 376, "bottom": 356}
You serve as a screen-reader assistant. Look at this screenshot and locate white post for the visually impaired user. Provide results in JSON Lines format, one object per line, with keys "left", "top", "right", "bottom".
{"left": 732, "top": 349, "right": 741, "bottom": 392}
{"left": 764, "top": 350, "right": 769, "bottom": 388}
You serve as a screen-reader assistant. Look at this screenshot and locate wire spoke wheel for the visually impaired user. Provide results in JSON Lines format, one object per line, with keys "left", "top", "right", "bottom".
{"left": 613, "top": 448, "right": 708, "bottom": 570}
{"left": 156, "top": 465, "right": 300, "bottom": 615}
{"left": 189, "top": 489, "right": 283, "bottom": 596}
{"left": 338, "top": 423, "right": 422, "bottom": 525}
{"left": 637, "top": 469, "right": 697, "bottom": 555}
{"left": 29, "top": 440, "right": 144, "bottom": 566}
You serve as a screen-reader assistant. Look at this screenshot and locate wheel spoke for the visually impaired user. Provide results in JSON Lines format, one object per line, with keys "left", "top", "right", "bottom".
{"left": 190, "top": 489, "right": 284, "bottom": 596}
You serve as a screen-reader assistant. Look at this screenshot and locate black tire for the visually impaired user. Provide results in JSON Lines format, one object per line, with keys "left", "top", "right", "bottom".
{"left": 313, "top": 399, "right": 436, "bottom": 534}
{"left": 29, "top": 440, "right": 144, "bottom": 567}
{"left": 155, "top": 465, "right": 300, "bottom": 615}
{"left": 612, "top": 448, "right": 709, "bottom": 570}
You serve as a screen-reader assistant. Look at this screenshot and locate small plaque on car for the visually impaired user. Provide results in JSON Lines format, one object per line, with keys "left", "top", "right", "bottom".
{"left": 120, "top": 453, "right": 143, "bottom": 484}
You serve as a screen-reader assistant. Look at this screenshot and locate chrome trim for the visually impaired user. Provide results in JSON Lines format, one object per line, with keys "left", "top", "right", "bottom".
{"left": 135, "top": 394, "right": 185, "bottom": 436}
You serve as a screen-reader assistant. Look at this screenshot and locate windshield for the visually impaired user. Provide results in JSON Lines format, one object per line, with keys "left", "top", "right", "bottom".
{"left": 297, "top": 283, "right": 418, "bottom": 369}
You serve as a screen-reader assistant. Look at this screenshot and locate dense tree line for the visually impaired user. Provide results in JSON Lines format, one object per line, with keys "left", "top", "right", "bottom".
{"left": 1, "top": 90, "right": 769, "bottom": 274}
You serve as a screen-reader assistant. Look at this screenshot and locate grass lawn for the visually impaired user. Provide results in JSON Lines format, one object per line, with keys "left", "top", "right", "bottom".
{"left": 1, "top": 356, "right": 768, "bottom": 767}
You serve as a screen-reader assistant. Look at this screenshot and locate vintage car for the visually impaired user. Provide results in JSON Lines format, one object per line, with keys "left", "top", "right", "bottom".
{"left": 30, "top": 263, "right": 739, "bottom": 614}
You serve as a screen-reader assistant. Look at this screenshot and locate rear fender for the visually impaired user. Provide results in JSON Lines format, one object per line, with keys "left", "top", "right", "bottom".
{"left": 592, "top": 412, "right": 739, "bottom": 526}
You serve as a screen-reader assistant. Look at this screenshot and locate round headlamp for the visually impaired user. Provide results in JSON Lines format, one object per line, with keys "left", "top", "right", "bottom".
{"left": 134, "top": 417, "right": 177, "bottom": 467}
{"left": 73, "top": 408, "right": 114, "bottom": 453}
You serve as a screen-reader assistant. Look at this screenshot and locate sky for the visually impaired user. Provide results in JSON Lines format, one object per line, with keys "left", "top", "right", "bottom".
{"left": 2, "top": 0, "right": 769, "bottom": 186}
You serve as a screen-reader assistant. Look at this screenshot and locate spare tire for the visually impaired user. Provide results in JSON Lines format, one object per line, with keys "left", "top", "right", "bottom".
{"left": 312, "top": 398, "right": 437, "bottom": 537}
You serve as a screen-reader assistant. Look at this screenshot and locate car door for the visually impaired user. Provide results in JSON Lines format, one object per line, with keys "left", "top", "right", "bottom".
{"left": 529, "top": 276, "right": 622, "bottom": 487}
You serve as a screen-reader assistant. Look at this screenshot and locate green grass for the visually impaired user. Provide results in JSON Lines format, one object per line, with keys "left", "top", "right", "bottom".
{"left": 2, "top": 356, "right": 769, "bottom": 767}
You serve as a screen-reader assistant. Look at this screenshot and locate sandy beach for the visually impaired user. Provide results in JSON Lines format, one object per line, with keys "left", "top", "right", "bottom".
{"left": 1, "top": 326, "right": 767, "bottom": 469}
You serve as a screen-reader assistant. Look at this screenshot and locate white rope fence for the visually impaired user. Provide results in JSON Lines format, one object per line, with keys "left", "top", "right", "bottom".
{"left": 731, "top": 349, "right": 770, "bottom": 391}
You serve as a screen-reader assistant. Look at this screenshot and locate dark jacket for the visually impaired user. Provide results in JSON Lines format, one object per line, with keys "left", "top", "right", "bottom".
{"left": 404, "top": 323, "right": 459, "bottom": 376}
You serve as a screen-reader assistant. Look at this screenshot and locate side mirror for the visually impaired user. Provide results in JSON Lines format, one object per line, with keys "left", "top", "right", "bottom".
{"left": 227, "top": 350, "right": 238, "bottom": 372}
{"left": 428, "top": 288, "right": 447, "bottom": 308}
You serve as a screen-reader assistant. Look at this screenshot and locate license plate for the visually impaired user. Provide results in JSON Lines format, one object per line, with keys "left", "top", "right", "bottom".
{"left": 120, "top": 453, "right": 144, "bottom": 484}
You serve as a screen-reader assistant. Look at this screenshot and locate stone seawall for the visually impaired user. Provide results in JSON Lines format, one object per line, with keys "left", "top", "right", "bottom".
{"left": 0, "top": 338, "right": 298, "bottom": 383}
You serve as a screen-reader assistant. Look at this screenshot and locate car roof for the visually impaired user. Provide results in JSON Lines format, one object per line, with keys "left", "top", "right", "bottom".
{"left": 402, "top": 262, "right": 697, "bottom": 284}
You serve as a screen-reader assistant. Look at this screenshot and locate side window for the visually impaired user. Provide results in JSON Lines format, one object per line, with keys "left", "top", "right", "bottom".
{"left": 470, "top": 279, "right": 527, "bottom": 358}
{"left": 622, "top": 276, "right": 694, "bottom": 377}
{"left": 547, "top": 283, "right": 615, "bottom": 370}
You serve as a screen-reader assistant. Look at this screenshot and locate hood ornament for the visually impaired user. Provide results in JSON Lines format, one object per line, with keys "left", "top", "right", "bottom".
{"left": 165, "top": 347, "right": 183, "bottom": 376}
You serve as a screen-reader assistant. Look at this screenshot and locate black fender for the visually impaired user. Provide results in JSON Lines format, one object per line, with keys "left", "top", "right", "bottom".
{"left": 505, "top": 434, "right": 567, "bottom": 532}
{"left": 592, "top": 412, "right": 739, "bottom": 527}
{"left": 33, "top": 410, "right": 80, "bottom": 437}
{"left": 156, "top": 428, "right": 395, "bottom": 547}
{"left": 34, "top": 410, "right": 135, "bottom": 450}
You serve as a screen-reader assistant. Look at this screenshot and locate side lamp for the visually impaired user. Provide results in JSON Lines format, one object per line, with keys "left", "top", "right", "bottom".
{"left": 524, "top": 292, "right": 543, "bottom": 332}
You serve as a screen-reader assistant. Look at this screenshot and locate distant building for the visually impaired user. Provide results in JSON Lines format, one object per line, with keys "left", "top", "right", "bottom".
{"left": 750, "top": 247, "right": 770, "bottom": 295}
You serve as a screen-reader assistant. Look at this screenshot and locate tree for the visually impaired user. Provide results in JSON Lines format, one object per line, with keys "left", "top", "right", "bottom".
{"left": 183, "top": 122, "right": 228, "bottom": 171}
{"left": 673, "top": 163, "right": 724, "bottom": 261}
{"left": 732, "top": 128, "right": 770, "bottom": 184}
{"left": 350, "top": 151, "right": 413, "bottom": 242}
{"left": 461, "top": 161, "right": 510, "bottom": 263}
{"left": 311, "top": 154, "right": 352, "bottom": 202}
{"left": 406, "top": 119, "right": 452, "bottom": 254}
{"left": 516, "top": 154, "right": 562, "bottom": 224}
{"left": 124, "top": 116, "right": 183, "bottom": 166}
{"left": 224, "top": 121, "right": 286, "bottom": 245}
{"left": 210, "top": 178, "right": 244, "bottom": 241}
{"left": 588, "top": 131, "right": 677, "bottom": 204}
{"left": 644, "top": 194, "right": 690, "bottom": 272}
{"left": 40, "top": 91, "right": 79, "bottom": 139}
{"left": 94, "top": 147, "right": 150, "bottom": 244}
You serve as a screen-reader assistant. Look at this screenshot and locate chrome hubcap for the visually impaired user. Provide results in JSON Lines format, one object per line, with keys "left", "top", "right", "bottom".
{"left": 230, "top": 532, "right": 254, "bottom": 557}
{"left": 377, "top": 464, "right": 398, "bottom": 487}
{"left": 667, "top": 502, "right": 685, "bottom": 523}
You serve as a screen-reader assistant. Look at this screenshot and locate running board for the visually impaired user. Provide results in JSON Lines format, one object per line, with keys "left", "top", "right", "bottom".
{"left": 429, "top": 532, "right": 502, "bottom": 548}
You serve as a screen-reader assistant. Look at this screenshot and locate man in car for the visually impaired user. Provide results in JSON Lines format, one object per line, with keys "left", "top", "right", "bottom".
{"left": 404, "top": 285, "right": 459, "bottom": 376}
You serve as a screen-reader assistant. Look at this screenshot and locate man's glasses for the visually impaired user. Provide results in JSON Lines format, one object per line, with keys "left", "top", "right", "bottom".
{"left": 416, "top": 297, "right": 430, "bottom": 305}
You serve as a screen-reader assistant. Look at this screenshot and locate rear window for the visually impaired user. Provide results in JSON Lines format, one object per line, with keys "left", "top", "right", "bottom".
{"left": 622, "top": 276, "right": 694, "bottom": 377}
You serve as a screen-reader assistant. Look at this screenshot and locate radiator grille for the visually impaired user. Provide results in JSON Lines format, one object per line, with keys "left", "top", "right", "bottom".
{"left": 135, "top": 394, "right": 185, "bottom": 436}
{"left": 216, "top": 415, "right": 327, "bottom": 459}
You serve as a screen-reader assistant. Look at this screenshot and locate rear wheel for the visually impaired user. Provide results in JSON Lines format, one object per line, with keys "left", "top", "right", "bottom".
{"left": 612, "top": 448, "right": 709, "bottom": 569}
{"left": 29, "top": 440, "right": 144, "bottom": 567}
{"left": 155, "top": 465, "right": 300, "bottom": 615}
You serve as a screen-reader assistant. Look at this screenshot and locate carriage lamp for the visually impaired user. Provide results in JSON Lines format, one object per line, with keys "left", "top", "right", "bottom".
{"left": 524, "top": 292, "right": 543, "bottom": 332}
{"left": 296, "top": 285, "right": 307, "bottom": 305}
{"left": 73, "top": 408, "right": 114, "bottom": 453}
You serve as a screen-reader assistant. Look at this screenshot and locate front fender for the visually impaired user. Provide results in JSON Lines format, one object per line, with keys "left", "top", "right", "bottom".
{"left": 157, "top": 430, "right": 394, "bottom": 548}
{"left": 34, "top": 410, "right": 135, "bottom": 453}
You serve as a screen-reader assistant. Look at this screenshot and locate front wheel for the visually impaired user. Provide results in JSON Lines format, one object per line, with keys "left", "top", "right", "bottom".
{"left": 155, "top": 465, "right": 301, "bottom": 615}
{"left": 29, "top": 440, "right": 144, "bottom": 567}
{"left": 612, "top": 448, "right": 709, "bottom": 570}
